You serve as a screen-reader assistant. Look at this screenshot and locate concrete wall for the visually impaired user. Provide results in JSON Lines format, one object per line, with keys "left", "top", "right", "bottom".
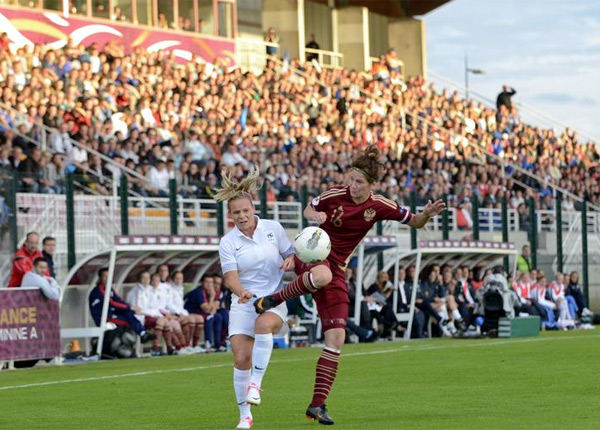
{"left": 304, "top": 0, "right": 332, "bottom": 51}
{"left": 388, "top": 18, "right": 426, "bottom": 77}
{"left": 262, "top": 0, "right": 303, "bottom": 59}
{"left": 369, "top": 11, "right": 389, "bottom": 59}
{"left": 336, "top": 6, "right": 368, "bottom": 71}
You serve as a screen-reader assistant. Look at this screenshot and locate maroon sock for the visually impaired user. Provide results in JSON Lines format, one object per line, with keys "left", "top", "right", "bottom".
{"left": 311, "top": 348, "right": 340, "bottom": 407}
{"left": 193, "top": 323, "right": 203, "bottom": 347}
{"left": 152, "top": 329, "right": 163, "bottom": 350}
{"left": 270, "top": 272, "right": 317, "bottom": 305}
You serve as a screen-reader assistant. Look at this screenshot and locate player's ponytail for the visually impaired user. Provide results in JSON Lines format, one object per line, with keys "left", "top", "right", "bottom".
{"left": 214, "top": 166, "right": 262, "bottom": 204}
{"left": 350, "top": 144, "right": 384, "bottom": 183}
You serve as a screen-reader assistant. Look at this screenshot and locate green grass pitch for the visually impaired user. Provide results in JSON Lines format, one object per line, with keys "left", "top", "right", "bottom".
{"left": 1, "top": 331, "right": 599, "bottom": 429}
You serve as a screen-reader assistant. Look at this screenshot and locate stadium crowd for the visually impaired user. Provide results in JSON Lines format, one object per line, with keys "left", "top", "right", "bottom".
{"left": 1, "top": 36, "right": 600, "bottom": 221}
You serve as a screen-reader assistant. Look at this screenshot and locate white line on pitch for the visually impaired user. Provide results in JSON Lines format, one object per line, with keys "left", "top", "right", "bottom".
{"left": 0, "top": 333, "right": 597, "bottom": 392}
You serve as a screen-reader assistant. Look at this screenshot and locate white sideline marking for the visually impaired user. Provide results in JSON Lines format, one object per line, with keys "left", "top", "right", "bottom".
{"left": 0, "top": 334, "right": 598, "bottom": 392}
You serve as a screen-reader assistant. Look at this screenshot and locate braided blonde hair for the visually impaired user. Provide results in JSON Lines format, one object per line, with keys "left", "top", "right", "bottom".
{"left": 214, "top": 167, "right": 262, "bottom": 203}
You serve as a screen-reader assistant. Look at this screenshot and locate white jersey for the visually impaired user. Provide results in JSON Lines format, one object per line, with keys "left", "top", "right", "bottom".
{"left": 126, "top": 283, "right": 150, "bottom": 323}
{"left": 166, "top": 282, "right": 189, "bottom": 316}
{"left": 148, "top": 283, "right": 172, "bottom": 315}
{"left": 126, "top": 283, "right": 147, "bottom": 309}
{"left": 219, "top": 217, "right": 293, "bottom": 302}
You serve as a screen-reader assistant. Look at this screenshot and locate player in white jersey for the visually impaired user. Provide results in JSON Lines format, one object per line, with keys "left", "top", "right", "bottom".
{"left": 147, "top": 272, "right": 191, "bottom": 354}
{"left": 127, "top": 271, "right": 173, "bottom": 355}
{"left": 215, "top": 168, "right": 295, "bottom": 430}
{"left": 168, "top": 270, "right": 206, "bottom": 353}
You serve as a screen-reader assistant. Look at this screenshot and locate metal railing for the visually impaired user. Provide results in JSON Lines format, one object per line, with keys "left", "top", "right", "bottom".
{"left": 305, "top": 48, "right": 343, "bottom": 68}
{"left": 235, "top": 37, "right": 280, "bottom": 73}
{"left": 0, "top": 102, "right": 149, "bottom": 187}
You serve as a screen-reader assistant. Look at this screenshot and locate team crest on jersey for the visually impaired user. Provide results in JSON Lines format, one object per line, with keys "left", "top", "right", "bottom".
{"left": 266, "top": 231, "right": 276, "bottom": 244}
{"left": 363, "top": 208, "right": 376, "bottom": 222}
{"left": 312, "top": 196, "right": 320, "bottom": 207}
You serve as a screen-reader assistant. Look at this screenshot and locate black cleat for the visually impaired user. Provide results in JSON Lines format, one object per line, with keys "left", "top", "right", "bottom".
{"left": 253, "top": 295, "right": 278, "bottom": 314}
{"left": 306, "top": 404, "right": 334, "bottom": 425}
{"left": 140, "top": 332, "right": 156, "bottom": 343}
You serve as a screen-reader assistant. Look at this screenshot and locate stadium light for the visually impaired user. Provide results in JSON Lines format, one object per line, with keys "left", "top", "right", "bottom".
{"left": 464, "top": 53, "right": 485, "bottom": 100}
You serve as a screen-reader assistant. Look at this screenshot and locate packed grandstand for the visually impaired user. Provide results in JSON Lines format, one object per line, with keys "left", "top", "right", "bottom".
{"left": 1, "top": 35, "right": 599, "bottom": 217}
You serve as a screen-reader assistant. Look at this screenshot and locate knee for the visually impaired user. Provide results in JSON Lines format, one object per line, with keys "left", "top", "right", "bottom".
{"left": 310, "top": 266, "right": 332, "bottom": 288}
{"left": 325, "top": 336, "right": 344, "bottom": 351}
{"left": 255, "top": 318, "right": 275, "bottom": 334}
{"left": 234, "top": 352, "right": 252, "bottom": 369}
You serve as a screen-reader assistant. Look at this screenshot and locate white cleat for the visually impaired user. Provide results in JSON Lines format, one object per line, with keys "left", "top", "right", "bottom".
{"left": 246, "top": 383, "right": 261, "bottom": 406}
{"left": 236, "top": 416, "right": 253, "bottom": 429}
{"left": 177, "top": 346, "right": 194, "bottom": 355}
{"left": 193, "top": 345, "right": 206, "bottom": 354}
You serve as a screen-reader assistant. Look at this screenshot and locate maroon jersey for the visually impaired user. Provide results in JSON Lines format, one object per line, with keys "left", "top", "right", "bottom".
{"left": 311, "top": 186, "right": 413, "bottom": 268}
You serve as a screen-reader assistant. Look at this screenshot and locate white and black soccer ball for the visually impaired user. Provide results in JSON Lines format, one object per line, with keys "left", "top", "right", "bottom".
{"left": 294, "top": 226, "right": 331, "bottom": 264}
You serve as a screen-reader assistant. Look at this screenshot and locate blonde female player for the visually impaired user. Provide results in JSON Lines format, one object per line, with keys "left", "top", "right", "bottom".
{"left": 215, "top": 168, "right": 295, "bottom": 430}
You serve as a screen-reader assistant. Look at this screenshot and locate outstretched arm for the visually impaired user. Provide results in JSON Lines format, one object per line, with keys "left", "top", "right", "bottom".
{"left": 407, "top": 199, "right": 446, "bottom": 229}
{"left": 304, "top": 204, "right": 327, "bottom": 224}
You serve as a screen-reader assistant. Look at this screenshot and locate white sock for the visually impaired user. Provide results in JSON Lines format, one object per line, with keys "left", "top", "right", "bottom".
{"left": 233, "top": 368, "right": 252, "bottom": 419}
{"left": 452, "top": 309, "right": 462, "bottom": 321}
{"left": 249, "top": 333, "right": 273, "bottom": 387}
{"left": 439, "top": 306, "right": 448, "bottom": 321}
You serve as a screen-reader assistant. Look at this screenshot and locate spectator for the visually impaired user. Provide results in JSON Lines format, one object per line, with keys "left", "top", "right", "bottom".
{"left": 221, "top": 144, "right": 249, "bottom": 168}
{"left": 41, "top": 236, "right": 56, "bottom": 279}
{"left": 88, "top": 268, "right": 156, "bottom": 343}
{"left": 496, "top": 84, "right": 517, "bottom": 110}
{"left": 17, "top": 147, "right": 43, "bottom": 192}
{"left": 146, "top": 159, "right": 170, "bottom": 197}
{"left": 43, "top": 153, "right": 67, "bottom": 194}
{"left": 112, "top": 6, "right": 127, "bottom": 21}
{"left": 21, "top": 257, "right": 60, "bottom": 300}
{"left": 8, "top": 231, "right": 44, "bottom": 287}
{"left": 305, "top": 34, "right": 320, "bottom": 62}
{"left": 48, "top": 122, "right": 73, "bottom": 156}
{"left": 264, "top": 28, "right": 279, "bottom": 56}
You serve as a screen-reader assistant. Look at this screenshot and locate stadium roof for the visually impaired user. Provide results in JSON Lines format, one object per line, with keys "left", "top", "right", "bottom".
{"left": 314, "top": 0, "right": 452, "bottom": 17}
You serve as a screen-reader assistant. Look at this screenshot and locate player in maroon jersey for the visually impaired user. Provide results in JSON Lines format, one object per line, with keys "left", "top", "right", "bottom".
{"left": 254, "top": 145, "right": 445, "bottom": 425}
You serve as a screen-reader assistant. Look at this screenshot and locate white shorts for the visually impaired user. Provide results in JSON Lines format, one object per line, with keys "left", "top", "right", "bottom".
{"left": 228, "top": 297, "right": 288, "bottom": 338}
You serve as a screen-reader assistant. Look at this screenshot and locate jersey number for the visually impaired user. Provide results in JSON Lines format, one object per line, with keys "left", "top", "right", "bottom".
{"left": 331, "top": 206, "right": 344, "bottom": 227}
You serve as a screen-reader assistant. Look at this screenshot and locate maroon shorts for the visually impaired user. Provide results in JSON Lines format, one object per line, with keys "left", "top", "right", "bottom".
{"left": 294, "top": 255, "right": 349, "bottom": 331}
{"left": 145, "top": 316, "right": 158, "bottom": 329}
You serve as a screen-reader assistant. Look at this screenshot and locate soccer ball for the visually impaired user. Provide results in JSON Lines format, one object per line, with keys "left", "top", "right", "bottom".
{"left": 294, "top": 226, "right": 331, "bottom": 264}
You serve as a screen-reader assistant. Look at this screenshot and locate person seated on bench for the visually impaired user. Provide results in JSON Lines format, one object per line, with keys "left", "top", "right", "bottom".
{"left": 167, "top": 270, "right": 206, "bottom": 353}
{"left": 89, "top": 268, "right": 155, "bottom": 344}
{"left": 126, "top": 271, "right": 173, "bottom": 356}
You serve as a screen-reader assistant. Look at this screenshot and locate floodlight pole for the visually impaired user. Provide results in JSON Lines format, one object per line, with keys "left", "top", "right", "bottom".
{"left": 464, "top": 53, "right": 469, "bottom": 99}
